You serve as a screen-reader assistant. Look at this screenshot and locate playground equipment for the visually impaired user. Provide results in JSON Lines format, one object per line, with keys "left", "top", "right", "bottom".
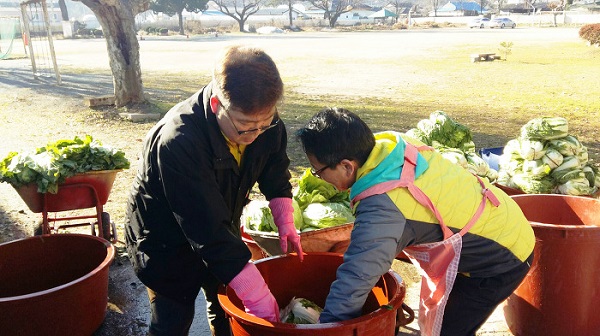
{"left": 0, "top": 17, "right": 21, "bottom": 60}
{"left": 19, "top": 0, "right": 61, "bottom": 84}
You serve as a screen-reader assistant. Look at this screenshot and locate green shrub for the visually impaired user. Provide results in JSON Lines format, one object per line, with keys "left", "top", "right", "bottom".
{"left": 159, "top": 28, "right": 168, "bottom": 35}
{"left": 579, "top": 23, "right": 600, "bottom": 46}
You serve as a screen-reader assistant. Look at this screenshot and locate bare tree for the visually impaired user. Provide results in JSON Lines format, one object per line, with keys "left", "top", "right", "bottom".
{"left": 548, "top": 0, "right": 564, "bottom": 26}
{"left": 478, "top": 0, "right": 488, "bottom": 14}
{"left": 524, "top": 0, "right": 537, "bottom": 14}
{"left": 287, "top": 0, "right": 294, "bottom": 27}
{"left": 492, "top": 0, "right": 507, "bottom": 14}
{"left": 77, "top": 0, "right": 148, "bottom": 107}
{"left": 430, "top": 0, "right": 440, "bottom": 17}
{"left": 213, "top": 0, "right": 265, "bottom": 32}
{"left": 150, "top": 0, "right": 209, "bottom": 35}
{"left": 308, "top": 0, "right": 355, "bottom": 28}
{"left": 388, "top": 0, "right": 412, "bottom": 23}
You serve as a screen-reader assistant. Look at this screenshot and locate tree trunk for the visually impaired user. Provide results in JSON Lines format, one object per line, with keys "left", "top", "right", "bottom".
{"left": 58, "top": 0, "right": 69, "bottom": 20}
{"left": 178, "top": 11, "right": 184, "bottom": 35}
{"left": 58, "top": 0, "right": 72, "bottom": 38}
{"left": 79, "top": 0, "right": 145, "bottom": 107}
{"left": 237, "top": 19, "right": 244, "bottom": 32}
{"left": 288, "top": 0, "right": 293, "bottom": 27}
{"left": 329, "top": 13, "right": 340, "bottom": 27}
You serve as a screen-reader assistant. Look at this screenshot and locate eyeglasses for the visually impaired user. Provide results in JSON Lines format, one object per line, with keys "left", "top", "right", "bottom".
{"left": 221, "top": 103, "right": 279, "bottom": 136}
{"left": 310, "top": 165, "right": 330, "bottom": 178}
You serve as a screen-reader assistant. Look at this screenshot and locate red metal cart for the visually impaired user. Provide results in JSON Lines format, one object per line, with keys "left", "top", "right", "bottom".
{"left": 14, "top": 170, "right": 120, "bottom": 243}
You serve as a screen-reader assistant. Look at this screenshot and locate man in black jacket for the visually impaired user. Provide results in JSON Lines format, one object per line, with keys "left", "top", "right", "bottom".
{"left": 125, "top": 45, "right": 303, "bottom": 336}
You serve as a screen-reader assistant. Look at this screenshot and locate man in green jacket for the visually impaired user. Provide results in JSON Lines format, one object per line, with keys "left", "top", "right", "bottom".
{"left": 297, "top": 107, "right": 534, "bottom": 336}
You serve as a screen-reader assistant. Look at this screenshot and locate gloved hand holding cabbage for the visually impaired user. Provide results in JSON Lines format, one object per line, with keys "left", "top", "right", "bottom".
{"left": 242, "top": 168, "right": 355, "bottom": 234}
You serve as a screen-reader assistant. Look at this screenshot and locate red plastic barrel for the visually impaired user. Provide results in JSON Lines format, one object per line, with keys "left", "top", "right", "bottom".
{"left": 504, "top": 194, "right": 600, "bottom": 336}
{"left": 0, "top": 234, "right": 115, "bottom": 335}
{"left": 218, "top": 252, "right": 407, "bottom": 336}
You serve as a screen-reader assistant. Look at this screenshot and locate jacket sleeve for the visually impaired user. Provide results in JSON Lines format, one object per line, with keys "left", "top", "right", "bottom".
{"left": 256, "top": 120, "right": 293, "bottom": 200}
{"left": 319, "top": 194, "right": 408, "bottom": 322}
{"left": 154, "top": 125, "right": 250, "bottom": 284}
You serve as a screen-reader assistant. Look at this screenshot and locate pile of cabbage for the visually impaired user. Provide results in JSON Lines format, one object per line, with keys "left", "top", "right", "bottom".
{"left": 0, "top": 135, "right": 130, "bottom": 193}
{"left": 405, "top": 111, "right": 498, "bottom": 182}
{"left": 496, "top": 117, "right": 599, "bottom": 196}
{"left": 242, "top": 168, "right": 355, "bottom": 233}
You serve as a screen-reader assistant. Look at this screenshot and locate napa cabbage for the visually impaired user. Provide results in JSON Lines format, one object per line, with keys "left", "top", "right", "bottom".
{"left": 302, "top": 202, "right": 355, "bottom": 230}
{"left": 520, "top": 117, "right": 568, "bottom": 141}
{"left": 0, "top": 135, "right": 129, "bottom": 193}
{"left": 280, "top": 297, "right": 322, "bottom": 324}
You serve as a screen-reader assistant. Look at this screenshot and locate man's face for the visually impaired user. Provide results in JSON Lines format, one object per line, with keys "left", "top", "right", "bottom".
{"left": 214, "top": 97, "right": 278, "bottom": 145}
{"left": 307, "top": 154, "right": 355, "bottom": 191}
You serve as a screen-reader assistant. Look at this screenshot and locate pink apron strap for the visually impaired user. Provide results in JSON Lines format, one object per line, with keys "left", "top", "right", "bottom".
{"left": 459, "top": 175, "right": 501, "bottom": 235}
{"left": 350, "top": 144, "right": 432, "bottom": 207}
{"left": 400, "top": 145, "right": 454, "bottom": 240}
{"left": 351, "top": 141, "right": 502, "bottom": 239}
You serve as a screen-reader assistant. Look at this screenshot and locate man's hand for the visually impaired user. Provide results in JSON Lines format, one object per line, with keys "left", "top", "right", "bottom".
{"left": 229, "top": 262, "right": 280, "bottom": 322}
{"left": 269, "top": 197, "right": 304, "bottom": 261}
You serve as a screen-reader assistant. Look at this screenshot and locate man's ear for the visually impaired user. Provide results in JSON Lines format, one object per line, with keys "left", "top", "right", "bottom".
{"left": 209, "top": 95, "right": 219, "bottom": 114}
{"left": 340, "top": 159, "right": 358, "bottom": 178}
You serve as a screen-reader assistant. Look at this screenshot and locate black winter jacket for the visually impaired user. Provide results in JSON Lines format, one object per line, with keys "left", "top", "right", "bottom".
{"left": 125, "top": 82, "right": 292, "bottom": 301}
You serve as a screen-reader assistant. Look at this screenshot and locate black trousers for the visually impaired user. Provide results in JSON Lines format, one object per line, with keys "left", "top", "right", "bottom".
{"left": 440, "top": 253, "right": 534, "bottom": 336}
{"left": 147, "top": 272, "right": 231, "bottom": 336}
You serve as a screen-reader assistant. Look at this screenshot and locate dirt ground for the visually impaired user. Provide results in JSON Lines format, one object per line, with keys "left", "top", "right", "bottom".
{"left": 1, "top": 28, "right": 586, "bottom": 335}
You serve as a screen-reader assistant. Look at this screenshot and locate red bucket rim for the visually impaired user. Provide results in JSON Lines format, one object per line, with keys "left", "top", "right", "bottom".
{"left": 217, "top": 252, "right": 405, "bottom": 330}
{"left": 0, "top": 233, "right": 115, "bottom": 302}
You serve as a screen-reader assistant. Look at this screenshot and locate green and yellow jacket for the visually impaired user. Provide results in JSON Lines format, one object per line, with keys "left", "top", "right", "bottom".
{"left": 319, "top": 131, "right": 535, "bottom": 322}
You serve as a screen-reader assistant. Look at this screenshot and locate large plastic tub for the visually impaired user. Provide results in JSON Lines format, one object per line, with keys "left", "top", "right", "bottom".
{"left": 504, "top": 194, "right": 600, "bottom": 336}
{"left": 218, "top": 252, "right": 407, "bottom": 335}
{"left": 0, "top": 234, "right": 115, "bottom": 335}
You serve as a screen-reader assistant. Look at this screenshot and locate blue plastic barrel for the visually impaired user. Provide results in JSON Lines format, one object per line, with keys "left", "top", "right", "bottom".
{"left": 478, "top": 147, "right": 503, "bottom": 171}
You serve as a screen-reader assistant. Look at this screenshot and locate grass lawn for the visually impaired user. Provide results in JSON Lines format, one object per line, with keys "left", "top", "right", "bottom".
{"left": 134, "top": 29, "right": 599, "bottom": 178}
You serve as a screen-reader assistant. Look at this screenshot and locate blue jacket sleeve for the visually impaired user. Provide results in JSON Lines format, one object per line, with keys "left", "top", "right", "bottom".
{"left": 319, "top": 194, "right": 408, "bottom": 322}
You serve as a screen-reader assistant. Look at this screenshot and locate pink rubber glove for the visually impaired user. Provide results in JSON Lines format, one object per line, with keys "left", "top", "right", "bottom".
{"left": 229, "top": 262, "right": 280, "bottom": 322}
{"left": 269, "top": 197, "right": 304, "bottom": 261}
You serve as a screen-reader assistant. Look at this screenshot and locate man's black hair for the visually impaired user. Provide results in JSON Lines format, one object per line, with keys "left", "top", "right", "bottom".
{"left": 296, "top": 107, "right": 375, "bottom": 167}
